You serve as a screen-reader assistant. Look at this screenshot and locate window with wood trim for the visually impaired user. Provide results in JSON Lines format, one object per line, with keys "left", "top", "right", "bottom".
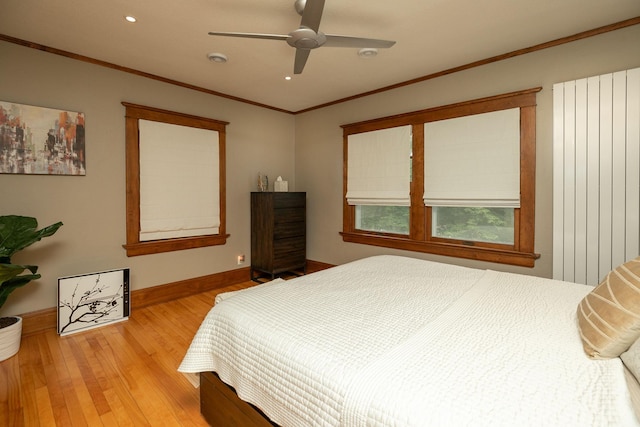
{"left": 122, "top": 102, "right": 229, "bottom": 257}
{"left": 341, "top": 88, "right": 541, "bottom": 267}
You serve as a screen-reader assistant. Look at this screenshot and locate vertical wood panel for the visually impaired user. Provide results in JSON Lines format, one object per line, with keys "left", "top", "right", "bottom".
{"left": 574, "top": 79, "right": 588, "bottom": 285}
{"left": 552, "top": 83, "right": 565, "bottom": 280}
{"left": 563, "top": 81, "right": 576, "bottom": 282}
{"left": 599, "top": 74, "right": 614, "bottom": 277}
{"left": 586, "top": 76, "right": 601, "bottom": 285}
{"left": 612, "top": 71, "right": 628, "bottom": 267}
{"left": 519, "top": 105, "right": 537, "bottom": 254}
{"left": 410, "top": 124, "right": 426, "bottom": 241}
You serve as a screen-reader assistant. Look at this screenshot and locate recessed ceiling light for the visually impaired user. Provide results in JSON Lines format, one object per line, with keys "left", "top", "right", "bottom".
{"left": 358, "top": 48, "right": 378, "bottom": 58}
{"left": 125, "top": 15, "right": 137, "bottom": 23}
{"left": 285, "top": 76, "right": 292, "bottom": 81}
{"left": 207, "top": 52, "right": 228, "bottom": 63}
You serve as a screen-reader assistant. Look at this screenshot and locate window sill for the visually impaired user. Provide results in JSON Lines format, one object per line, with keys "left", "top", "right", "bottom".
{"left": 340, "top": 232, "right": 539, "bottom": 267}
{"left": 123, "top": 234, "right": 229, "bottom": 257}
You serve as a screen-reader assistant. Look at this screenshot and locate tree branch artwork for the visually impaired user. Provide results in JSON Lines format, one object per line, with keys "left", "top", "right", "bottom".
{"left": 57, "top": 268, "right": 129, "bottom": 335}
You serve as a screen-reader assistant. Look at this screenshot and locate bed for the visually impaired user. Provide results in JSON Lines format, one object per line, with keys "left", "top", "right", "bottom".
{"left": 179, "top": 255, "right": 640, "bottom": 426}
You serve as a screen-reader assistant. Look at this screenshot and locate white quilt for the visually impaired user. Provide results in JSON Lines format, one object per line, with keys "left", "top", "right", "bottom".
{"left": 179, "top": 255, "right": 639, "bottom": 426}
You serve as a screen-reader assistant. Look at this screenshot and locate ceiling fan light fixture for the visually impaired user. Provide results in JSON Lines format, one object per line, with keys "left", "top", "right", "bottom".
{"left": 207, "top": 52, "right": 228, "bottom": 63}
{"left": 358, "top": 48, "right": 378, "bottom": 58}
{"left": 294, "top": 0, "right": 307, "bottom": 16}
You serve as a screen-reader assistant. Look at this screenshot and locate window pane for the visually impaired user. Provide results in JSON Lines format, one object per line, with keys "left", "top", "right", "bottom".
{"left": 432, "top": 207, "right": 514, "bottom": 244}
{"left": 356, "top": 205, "right": 410, "bottom": 235}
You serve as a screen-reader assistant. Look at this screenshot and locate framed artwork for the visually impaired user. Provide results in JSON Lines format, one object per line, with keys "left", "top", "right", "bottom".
{"left": 0, "top": 100, "right": 85, "bottom": 175}
{"left": 57, "top": 268, "right": 130, "bottom": 336}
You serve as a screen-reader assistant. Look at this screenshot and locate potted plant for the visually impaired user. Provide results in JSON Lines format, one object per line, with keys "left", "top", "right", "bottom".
{"left": 0, "top": 215, "right": 63, "bottom": 362}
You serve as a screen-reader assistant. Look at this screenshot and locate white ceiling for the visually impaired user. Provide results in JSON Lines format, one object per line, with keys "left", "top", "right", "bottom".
{"left": 1, "top": 0, "right": 639, "bottom": 112}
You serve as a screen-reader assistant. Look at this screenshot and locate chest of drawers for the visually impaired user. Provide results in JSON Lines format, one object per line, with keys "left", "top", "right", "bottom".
{"left": 251, "top": 192, "right": 306, "bottom": 281}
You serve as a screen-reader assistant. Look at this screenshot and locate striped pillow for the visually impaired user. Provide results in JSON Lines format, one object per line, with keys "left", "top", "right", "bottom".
{"left": 577, "top": 257, "right": 640, "bottom": 359}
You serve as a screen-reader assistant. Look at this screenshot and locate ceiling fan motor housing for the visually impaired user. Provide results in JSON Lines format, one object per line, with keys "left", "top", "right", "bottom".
{"left": 288, "top": 27, "right": 326, "bottom": 49}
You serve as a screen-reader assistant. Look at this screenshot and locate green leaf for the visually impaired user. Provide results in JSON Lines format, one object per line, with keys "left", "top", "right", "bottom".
{"left": 0, "top": 215, "right": 63, "bottom": 260}
{"left": 0, "top": 264, "right": 41, "bottom": 308}
{"left": 0, "top": 263, "right": 38, "bottom": 283}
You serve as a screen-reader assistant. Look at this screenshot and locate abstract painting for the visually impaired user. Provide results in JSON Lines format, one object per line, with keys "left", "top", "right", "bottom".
{"left": 0, "top": 101, "right": 85, "bottom": 175}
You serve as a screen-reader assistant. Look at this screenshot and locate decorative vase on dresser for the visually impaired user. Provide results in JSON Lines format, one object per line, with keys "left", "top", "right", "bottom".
{"left": 251, "top": 192, "right": 306, "bottom": 282}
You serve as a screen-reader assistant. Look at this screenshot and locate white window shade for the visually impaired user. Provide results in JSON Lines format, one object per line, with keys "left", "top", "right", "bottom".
{"left": 139, "top": 120, "right": 220, "bottom": 241}
{"left": 347, "top": 125, "right": 412, "bottom": 206}
{"left": 423, "top": 108, "right": 520, "bottom": 207}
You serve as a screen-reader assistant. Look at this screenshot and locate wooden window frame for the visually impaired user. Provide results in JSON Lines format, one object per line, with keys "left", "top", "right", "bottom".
{"left": 341, "top": 88, "right": 542, "bottom": 267}
{"left": 122, "top": 102, "right": 229, "bottom": 257}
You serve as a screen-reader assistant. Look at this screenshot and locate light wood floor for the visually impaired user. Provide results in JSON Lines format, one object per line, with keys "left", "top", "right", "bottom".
{"left": 0, "top": 281, "right": 256, "bottom": 426}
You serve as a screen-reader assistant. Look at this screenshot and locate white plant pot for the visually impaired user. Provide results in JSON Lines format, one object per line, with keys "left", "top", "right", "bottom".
{"left": 0, "top": 316, "right": 22, "bottom": 362}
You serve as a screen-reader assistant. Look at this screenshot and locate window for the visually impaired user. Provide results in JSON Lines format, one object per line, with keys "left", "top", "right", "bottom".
{"left": 122, "top": 103, "right": 229, "bottom": 256}
{"left": 431, "top": 207, "right": 514, "bottom": 245}
{"left": 356, "top": 206, "right": 410, "bottom": 234}
{"left": 341, "top": 88, "right": 541, "bottom": 267}
{"left": 346, "top": 125, "right": 412, "bottom": 235}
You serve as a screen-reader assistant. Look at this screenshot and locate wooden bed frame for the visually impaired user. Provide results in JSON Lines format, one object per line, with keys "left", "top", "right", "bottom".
{"left": 200, "top": 372, "right": 276, "bottom": 426}
{"left": 200, "top": 368, "right": 640, "bottom": 426}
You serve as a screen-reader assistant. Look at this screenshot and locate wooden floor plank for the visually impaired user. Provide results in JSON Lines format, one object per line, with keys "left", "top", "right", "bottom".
{"left": 97, "top": 324, "right": 183, "bottom": 425}
{"left": 0, "top": 280, "right": 257, "bottom": 425}
{"left": 0, "top": 355, "right": 22, "bottom": 427}
{"left": 38, "top": 332, "right": 74, "bottom": 426}
{"left": 17, "top": 337, "right": 41, "bottom": 426}
{"left": 35, "top": 386, "right": 55, "bottom": 426}
{"left": 44, "top": 330, "right": 93, "bottom": 427}
{"left": 58, "top": 335, "right": 105, "bottom": 426}
{"left": 68, "top": 334, "right": 113, "bottom": 417}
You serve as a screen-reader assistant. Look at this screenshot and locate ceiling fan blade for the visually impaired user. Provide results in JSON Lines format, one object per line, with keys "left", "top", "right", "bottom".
{"left": 208, "top": 31, "right": 289, "bottom": 41}
{"left": 294, "top": 48, "right": 311, "bottom": 74}
{"left": 323, "top": 35, "right": 396, "bottom": 48}
{"left": 300, "top": 0, "right": 325, "bottom": 32}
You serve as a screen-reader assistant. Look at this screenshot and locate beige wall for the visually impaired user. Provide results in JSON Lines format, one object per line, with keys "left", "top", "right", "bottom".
{"left": 2, "top": 25, "right": 639, "bottom": 316}
{"left": 294, "top": 25, "right": 640, "bottom": 277}
{"left": 0, "top": 41, "right": 295, "bottom": 316}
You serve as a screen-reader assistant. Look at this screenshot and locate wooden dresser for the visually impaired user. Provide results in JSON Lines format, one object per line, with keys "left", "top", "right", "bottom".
{"left": 251, "top": 192, "right": 306, "bottom": 281}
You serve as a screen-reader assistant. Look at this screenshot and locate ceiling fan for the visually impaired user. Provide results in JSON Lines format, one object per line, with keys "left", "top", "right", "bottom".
{"left": 208, "top": 0, "right": 396, "bottom": 74}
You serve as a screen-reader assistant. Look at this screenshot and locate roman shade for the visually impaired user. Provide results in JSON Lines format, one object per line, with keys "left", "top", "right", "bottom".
{"left": 139, "top": 119, "right": 220, "bottom": 241}
{"left": 423, "top": 108, "right": 521, "bottom": 207}
{"left": 346, "top": 125, "right": 412, "bottom": 206}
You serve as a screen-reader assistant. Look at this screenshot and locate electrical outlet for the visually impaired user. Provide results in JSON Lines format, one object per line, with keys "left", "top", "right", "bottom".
{"left": 237, "top": 254, "right": 245, "bottom": 265}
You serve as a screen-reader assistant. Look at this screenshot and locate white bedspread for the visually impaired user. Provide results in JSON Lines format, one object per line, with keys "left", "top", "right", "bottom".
{"left": 179, "top": 255, "right": 639, "bottom": 426}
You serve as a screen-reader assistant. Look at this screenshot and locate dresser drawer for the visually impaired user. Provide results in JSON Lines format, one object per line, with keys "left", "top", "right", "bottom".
{"left": 273, "top": 237, "right": 305, "bottom": 270}
{"left": 274, "top": 207, "right": 305, "bottom": 223}
{"left": 274, "top": 236, "right": 305, "bottom": 255}
{"left": 273, "top": 194, "right": 305, "bottom": 209}
{"left": 272, "top": 251, "right": 306, "bottom": 270}
{"left": 274, "top": 220, "right": 305, "bottom": 239}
